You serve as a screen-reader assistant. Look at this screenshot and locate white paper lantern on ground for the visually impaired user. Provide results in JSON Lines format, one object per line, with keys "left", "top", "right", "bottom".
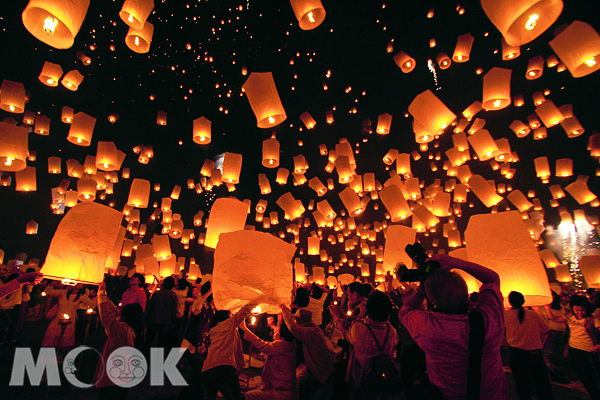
{"left": 213, "top": 230, "right": 296, "bottom": 314}
{"left": 465, "top": 210, "right": 552, "bottom": 307}
{"left": 42, "top": 202, "right": 125, "bottom": 284}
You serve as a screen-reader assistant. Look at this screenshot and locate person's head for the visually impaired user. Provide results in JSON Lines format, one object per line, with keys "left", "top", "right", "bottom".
{"left": 279, "top": 321, "right": 295, "bottom": 342}
{"left": 293, "top": 309, "right": 314, "bottom": 327}
{"left": 365, "top": 291, "right": 392, "bottom": 322}
{"left": 310, "top": 283, "right": 324, "bottom": 300}
{"left": 212, "top": 310, "right": 231, "bottom": 327}
{"left": 162, "top": 276, "right": 175, "bottom": 290}
{"left": 424, "top": 269, "right": 469, "bottom": 314}
{"left": 550, "top": 291, "right": 562, "bottom": 310}
{"left": 508, "top": 291, "right": 525, "bottom": 308}
{"left": 348, "top": 282, "right": 369, "bottom": 308}
{"left": 294, "top": 287, "right": 310, "bottom": 308}
{"left": 178, "top": 278, "right": 189, "bottom": 290}
{"left": 190, "top": 286, "right": 200, "bottom": 299}
{"left": 570, "top": 294, "right": 593, "bottom": 320}
{"left": 121, "top": 303, "right": 144, "bottom": 334}
{"left": 130, "top": 273, "right": 145, "bottom": 289}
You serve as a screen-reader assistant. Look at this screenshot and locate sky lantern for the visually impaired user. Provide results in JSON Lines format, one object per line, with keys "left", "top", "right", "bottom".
{"left": 339, "top": 187, "right": 364, "bottom": 216}
{"left": 67, "top": 112, "right": 96, "bottom": 146}
{"left": 452, "top": 33, "right": 474, "bottom": 62}
{"left": 42, "top": 202, "right": 124, "bottom": 285}
{"left": 222, "top": 152, "right": 243, "bottom": 184}
{"left": 549, "top": 21, "right": 600, "bottom": 78}
{"left": 205, "top": 197, "right": 249, "bottom": 249}
{"left": 467, "top": 129, "right": 499, "bottom": 161}
{"left": 482, "top": 67, "right": 511, "bottom": 110}
{"left": 336, "top": 155, "right": 354, "bottom": 183}
{"left": 125, "top": 21, "right": 154, "bottom": 53}
{"left": 393, "top": 51, "right": 416, "bottom": 73}
{"left": 23, "top": 111, "right": 35, "bottom": 125}
{"left": 47, "top": 156, "right": 61, "bottom": 174}
{"left": 200, "top": 159, "right": 215, "bottom": 177}
{"left": 277, "top": 192, "right": 305, "bottom": 219}
{"left": 526, "top": 55, "right": 544, "bottom": 79}
{"left": 299, "top": 111, "right": 316, "bottom": 129}
{"left": 408, "top": 90, "right": 456, "bottom": 135}
{"left": 152, "top": 234, "right": 172, "bottom": 261}
{"left": 535, "top": 100, "right": 564, "bottom": 127}
{"left": 61, "top": 106, "right": 74, "bottom": 123}
{"left": 276, "top": 168, "right": 289, "bottom": 185}
{"left": 468, "top": 174, "right": 503, "bottom": 207}
{"left": 159, "top": 256, "right": 176, "bottom": 277}
{"left": 120, "top": 0, "right": 154, "bottom": 30}
{"left": 293, "top": 154, "right": 308, "bottom": 174}
{"left": 242, "top": 72, "right": 287, "bottom": 128}
{"left": 39, "top": 61, "right": 63, "bottom": 86}
{"left": 14, "top": 166, "right": 36, "bottom": 192}
{"left": 462, "top": 101, "right": 482, "bottom": 121}
{"left": 413, "top": 204, "right": 439, "bottom": 229}
{"left": 156, "top": 110, "right": 167, "bottom": 125}
{"left": 77, "top": 177, "right": 96, "bottom": 201}
{"left": 76, "top": 50, "right": 91, "bottom": 65}
{"left": 480, "top": 0, "right": 563, "bottom": 46}
{"left": 509, "top": 120, "right": 530, "bottom": 138}
{"left": 290, "top": 0, "right": 326, "bottom": 30}
{"left": 307, "top": 236, "right": 320, "bottom": 255}
{"left": 561, "top": 117, "right": 585, "bottom": 138}
{"left": 555, "top": 158, "right": 572, "bottom": 177}
{"left": 26, "top": 220, "right": 38, "bottom": 235}
{"left": 539, "top": 248, "right": 561, "bottom": 268}
{"left": 507, "top": 189, "right": 534, "bottom": 212}
{"left": 213, "top": 230, "right": 295, "bottom": 314}
{"left": 34, "top": 115, "right": 50, "bottom": 135}
{"left": 376, "top": 113, "right": 392, "bottom": 134}
{"left": 465, "top": 210, "right": 552, "bottom": 307}
{"left": 193, "top": 116, "right": 211, "bottom": 144}
{"left": 259, "top": 174, "right": 271, "bottom": 194}
{"left": 316, "top": 200, "right": 336, "bottom": 221}
{"left": 22, "top": 0, "right": 90, "bottom": 49}
{"left": 0, "top": 80, "right": 26, "bottom": 113}
{"left": 383, "top": 149, "right": 398, "bottom": 165}
{"left": 0, "top": 122, "right": 29, "bottom": 171}
{"left": 565, "top": 180, "right": 597, "bottom": 204}
{"left": 579, "top": 255, "right": 600, "bottom": 288}
{"left": 95, "top": 141, "right": 118, "bottom": 171}
{"left": 501, "top": 37, "right": 521, "bottom": 60}
{"left": 262, "top": 136, "right": 280, "bottom": 167}
{"left": 61, "top": 70, "right": 83, "bottom": 90}
{"left": 127, "top": 178, "right": 150, "bottom": 208}
{"left": 382, "top": 224, "right": 416, "bottom": 273}
{"left": 534, "top": 156, "right": 551, "bottom": 179}
{"left": 436, "top": 52, "right": 451, "bottom": 69}
{"left": 553, "top": 264, "right": 573, "bottom": 283}
{"left": 308, "top": 177, "right": 327, "bottom": 196}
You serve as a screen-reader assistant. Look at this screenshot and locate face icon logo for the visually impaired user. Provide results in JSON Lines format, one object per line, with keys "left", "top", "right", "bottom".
{"left": 107, "top": 347, "right": 147, "bottom": 387}
{"left": 63, "top": 358, "right": 76, "bottom": 375}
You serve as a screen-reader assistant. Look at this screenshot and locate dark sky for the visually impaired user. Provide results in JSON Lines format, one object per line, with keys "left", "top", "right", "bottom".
{"left": 1, "top": 0, "right": 600, "bottom": 278}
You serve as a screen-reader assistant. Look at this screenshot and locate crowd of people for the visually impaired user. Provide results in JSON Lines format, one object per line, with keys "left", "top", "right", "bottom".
{"left": 2, "top": 253, "right": 600, "bottom": 400}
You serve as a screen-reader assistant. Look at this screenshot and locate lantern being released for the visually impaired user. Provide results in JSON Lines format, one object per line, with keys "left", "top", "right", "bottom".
{"left": 213, "top": 230, "right": 296, "bottom": 314}
{"left": 465, "top": 210, "right": 552, "bottom": 307}
{"left": 383, "top": 224, "right": 416, "bottom": 274}
{"left": 22, "top": 0, "right": 91, "bottom": 49}
{"left": 42, "top": 202, "right": 125, "bottom": 285}
{"left": 242, "top": 72, "right": 287, "bottom": 128}
{"left": 205, "top": 198, "right": 249, "bottom": 249}
{"left": 550, "top": 21, "right": 600, "bottom": 78}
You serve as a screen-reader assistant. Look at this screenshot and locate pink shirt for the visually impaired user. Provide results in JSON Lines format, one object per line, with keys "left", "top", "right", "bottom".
{"left": 399, "top": 283, "right": 508, "bottom": 400}
{"left": 121, "top": 287, "right": 147, "bottom": 312}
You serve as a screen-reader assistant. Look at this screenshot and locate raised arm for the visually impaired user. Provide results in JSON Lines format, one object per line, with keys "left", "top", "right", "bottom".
{"left": 428, "top": 254, "right": 500, "bottom": 285}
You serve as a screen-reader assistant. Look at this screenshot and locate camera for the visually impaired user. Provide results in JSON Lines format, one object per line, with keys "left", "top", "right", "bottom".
{"left": 396, "top": 242, "right": 441, "bottom": 282}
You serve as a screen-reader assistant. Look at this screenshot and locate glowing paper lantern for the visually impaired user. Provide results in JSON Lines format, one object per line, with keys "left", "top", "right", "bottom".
{"left": 468, "top": 174, "right": 503, "bottom": 207}
{"left": 61, "top": 106, "right": 74, "bottom": 123}
{"left": 316, "top": 200, "right": 336, "bottom": 221}
{"left": 242, "top": 72, "right": 287, "bottom": 128}
{"left": 39, "top": 61, "right": 63, "bottom": 86}
{"left": 554, "top": 264, "right": 573, "bottom": 283}
{"left": 125, "top": 21, "right": 154, "bottom": 53}
{"left": 299, "top": 111, "right": 316, "bottom": 129}
{"left": 262, "top": 136, "right": 280, "bottom": 167}
{"left": 580, "top": 255, "right": 600, "bottom": 288}
{"left": 0, "top": 80, "right": 26, "bottom": 113}
{"left": 42, "top": 202, "right": 125, "bottom": 284}
{"left": 22, "top": 0, "right": 90, "bottom": 49}
{"left": 277, "top": 192, "right": 305, "bottom": 219}
{"left": 467, "top": 129, "right": 499, "bottom": 161}
{"left": 555, "top": 158, "right": 572, "bottom": 177}
{"left": 535, "top": 100, "right": 564, "bottom": 127}
{"left": 393, "top": 51, "right": 416, "bottom": 73}
{"left": 34, "top": 115, "right": 50, "bottom": 135}
{"left": 465, "top": 210, "right": 552, "bottom": 307}
{"left": 501, "top": 37, "right": 521, "bottom": 60}
{"left": 276, "top": 168, "right": 289, "bottom": 185}
{"left": 61, "top": 70, "right": 83, "bottom": 91}
{"left": 507, "top": 190, "right": 534, "bottom": 212}
{"left": 561, "top": 117, "right": 585, "bottom": 138}
{"left": 549, "top": 21, "right": 600, "bottom": 78}
{"left": 408, "top": 90, "right": 456, "bottom": 135}
{"left": 436, "top": 52, "right": 451, "bottom": 69}
{"left": 565, "top": 180, "right": 597, "bottom": 204}
{"left": 259, "top": 174, "right": 271, "bottom": 194}
{"left": 307, "top": 237, "right": 320, "bottom": 255}
{"left": 383, "top": 149, "right": 398, "bottom": 165}
{"left": 308, "top": 177, "right": 327, "bottom": 196}
{"left": 77, "top": 177, "right": 96, "bottom": 201}
{"left": 47, "top": 156, "right": 61, "bottom": 174}
{"left": 222, "top": 152, "right": 243, "bottom": 184}
{"left": 193, "top": 116, "right": 211, "bottom": 144}
{"left": 526, "top": 55, "right": 544, "bottom": 79}
{"left": 67, "top": 112, "right": 96, "bottom": 146}
{"left": 339, "top": 187, "right": 364, "bottom": 217}
{"left": 213, "top": 230, "right": 295, "bottom": 313}
{"left": 289, "top": 0, "right": 326, "bottom": 30}
{"left": 96, "top": 141, "right": 118, "bottom": 171}
{"left": 205, "top": 198, "right": 249, "bottom": 249}
{"left": 539, "top": 249, "right": 561, "bottom": 268}
{"left": 26, "top": 220, "right": 38, "bottom": 234}
{"left": 382, "top": 224, "right": 416, "bottom": 273}
{"left": 462, "top": 102, "right": 483, "bottom": 121}
{"left": 76, "top": 50, "right": 91, "bottom": 65}
{"left": 0, "top": 122, "right": 28, "bottom": 172}
{"left": 482, "top": 67, "right": 511, "bottom": 110}
{"left": 127, "top": 179, "right": 150, "bottom": 208}
{"left": 120, "top": 0, "right": 154, "bottom": 29}
{"left": 452, "top": 33, "right": 474, "bottom": 62}
{"left": 480, "top": 0, "right": 563, "bottom": 46}
{"left": 15, "top": 166, "right": 36, "bottom": 191}
{"left": 376, "top": 113, "right": 392, "bottom": 135}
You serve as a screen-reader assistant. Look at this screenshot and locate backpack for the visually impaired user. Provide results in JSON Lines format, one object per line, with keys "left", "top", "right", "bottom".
{"left": 360, "top": 323, "right": 402, "bottom": 395}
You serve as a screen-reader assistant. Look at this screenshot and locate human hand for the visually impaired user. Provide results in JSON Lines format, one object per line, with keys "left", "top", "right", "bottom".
{"left": 240, "top": 320, "right": 248, "bottom": 331}
{"left": 592, "top": 344, "right": 600, "bottom": 353}
{"left": 17, "top": 272, "right": 43, "bottom": 285}
{"left": 280, "top": 304, "right": 291, "bottom": 314}
{"left": 98, "top": 282, "right": 106, "bottom": 292}
{"left": 329, "top": 305, "right": 343, "bottom": 320}
{"left": 427, "top": 254, "right": 453, "bottom": 269}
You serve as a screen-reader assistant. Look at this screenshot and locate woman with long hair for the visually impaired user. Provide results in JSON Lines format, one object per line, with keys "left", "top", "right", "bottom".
{"left": 94, "top": 281, "right": 145, "bottom": 400}
{"left": 566, "top": 295, "right": 600, "bottom": 399}
{"left": 504, "top": 291, "right": 553, "bottom": 400}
